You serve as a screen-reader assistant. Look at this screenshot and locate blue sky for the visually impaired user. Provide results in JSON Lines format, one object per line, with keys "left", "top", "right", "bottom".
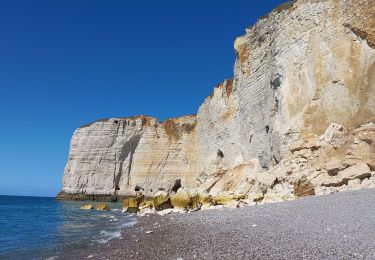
{"left": 0, "top": 0, "right": 286, "bottom": 197}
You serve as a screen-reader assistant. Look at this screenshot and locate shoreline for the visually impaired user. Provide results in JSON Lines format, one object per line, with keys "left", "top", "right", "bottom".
{"left": 67, "top": 189, "right": 375, "bottom": 260}
{"left": 56, "top": 191, "right": 157, "bottom": 202}
{"left": 56, "top": 192, "right": 122, "bottom": 202}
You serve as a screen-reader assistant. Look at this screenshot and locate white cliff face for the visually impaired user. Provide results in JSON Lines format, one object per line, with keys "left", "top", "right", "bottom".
{"left": 59, "top": 0, "right": 375, "bottom": 200}
{"left": 61, "top": 116, "right": 198, "bottom": 197}
{"left": 231, "top": 0, "right": 375, "bottom": 168}
{"left": 196, "top": 80, "right": 242, "bottom": 175}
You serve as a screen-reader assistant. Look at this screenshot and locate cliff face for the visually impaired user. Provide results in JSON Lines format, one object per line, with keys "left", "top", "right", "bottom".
{"left": 60, "top": 116, "right": 198, "bottom": 198}
{"left": 59, "top": 0, "right": 375, "bottom": 201}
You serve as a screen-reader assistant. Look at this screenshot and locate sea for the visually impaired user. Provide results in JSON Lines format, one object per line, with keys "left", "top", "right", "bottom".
{"left": 0, "top": 195, "right": 137, "bottom": 259}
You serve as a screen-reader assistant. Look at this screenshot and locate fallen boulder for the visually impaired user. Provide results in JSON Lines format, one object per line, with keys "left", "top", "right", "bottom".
{"left": 198, "top": 193, "right": 213, "bottom": 210}
{"left": 323, "top": 163, "right": 371, "bottom": 187}
{"left": 326, "top": 159, "right": 347, "bottom": 176}
{"left": 80, "top": 204, "right": 94, "bottom": 210}
{"left": 294, "top": 177, "right": 315, "bottom": 197}
{"left": 189, "top": 192, "right": 201, "bottom": 211}
{"left": 320, "top": 123, "right": 347, "bottom": 146}
{"left": 212, "top": 194, "right": 234, "bottom": 205}
{"left": 122, "top": 197, "right": 139, "bottom": 213}
{"left": 244, "top": 193, "right": 264, "bottom": 203}
{"left": 261, "top": 192, "right": 284, "bottom": 204}
{"left": 338, "top": 163, "right": 371, "bottom": 183}
{"left": 139, "top": 200, "right": 154, "bottom": 210}
{"left": 153, "top": 191, "right": 172, "bottom": 211}
{"left": 122, "top": 191, "right": 145, "bottom": 213}
{"left": 95, "top": 203, "right": 110, "bottom": 211}
{"left": 170, "top": 188, "right": 190, "bottom": 211}
{"left": 248, "top": 172, "right": 277, "bottom": 194}
{"left": 222, "top": 200, "right": 240, "bottom": 208}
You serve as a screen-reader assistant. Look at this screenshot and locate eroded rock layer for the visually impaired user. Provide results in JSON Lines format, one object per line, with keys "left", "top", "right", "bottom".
{"left": 59, "top": 0, "right": 375, "bottom": 202}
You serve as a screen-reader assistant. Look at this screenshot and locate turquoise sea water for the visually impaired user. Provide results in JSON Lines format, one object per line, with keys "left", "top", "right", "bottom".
{"left": 0, "top": 195, "right": 136, "bottom": 259}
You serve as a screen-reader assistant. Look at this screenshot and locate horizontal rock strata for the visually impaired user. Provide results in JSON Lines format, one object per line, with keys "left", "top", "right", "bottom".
{"left": 59, "top": 0, "right": 375, "bottom": 207}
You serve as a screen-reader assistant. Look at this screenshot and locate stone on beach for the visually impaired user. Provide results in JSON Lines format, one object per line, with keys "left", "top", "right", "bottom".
{"left": 213, "top": 194, "right": 234, "bottom": 206}
{"left": 170, "top": 189, "right": 190, "bottom": 211}
{"left": 122, "top": 191, "right": 145, "bottom": 213}
{"left": 323, "top": 163, "right": 371, "bottom": 187}
{"left": 139, "top": 200, "right": 154, "bottom": 210}
{"left": 153, "top": 191, "right": 172, "bottom": 211}
{"left": 294, "top": 177, "right": 315, "bottom": 197}
{"left": 198, "top": 193, "right": 213, "bottom": 207}
{"left": 70, "top": 189, "right": 375, "bottom": 259}
{"left": 122, "top": 197, "right": 139, "bottom": 213}
{"left": 171, "top": 189, "right": 202, "bottom": 211}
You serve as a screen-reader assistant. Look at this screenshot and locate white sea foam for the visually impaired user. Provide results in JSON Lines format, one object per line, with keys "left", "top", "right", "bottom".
{"left": 96, "top": 230, "right": 122, "bottom": 243}
{"left": 93, "top": 217, "right": 137, "bottom": 244}
{"left": 122, "top": 220, "right": 137, "bottom": 227}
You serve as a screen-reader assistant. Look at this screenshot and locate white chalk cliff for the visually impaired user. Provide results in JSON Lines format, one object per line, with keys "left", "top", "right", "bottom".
{"left": 58, "top": 0, "right": 375, "bottom": 202}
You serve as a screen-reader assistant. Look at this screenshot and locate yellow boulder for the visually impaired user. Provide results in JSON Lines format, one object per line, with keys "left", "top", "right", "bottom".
{"left": 153, "top": 191, "right": 171, "bottom": 211}
{"left": 80, "top": 204, "right": 94, "bottom": 210}
{"left": 198, "top": 193, "right": 212, "bottom": 205}
{"left": 198, "top": 193, "right": 213, "bottom": 210}
{"left": 95, "top": 203, "right": 110, "bottom": 211}
{"left": 122, "top": 192, "right": 145, "bottom": 213}
{"left": 139, "top": 200, "right": 154, "bottom": 210}
{"left": 213, "top": 194, "right": 234, "bottom": 205}
{"left": 122, "top": 197, "right": 139, "bottom": 213}
{"left": 171, "top": 189, "right": 190, "bottom": 210}
{"left": 189, "top": 192, "right": 201, "bottom": 211}
{"left": 170, "top": 189, "right": 202, "bottom": 211}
